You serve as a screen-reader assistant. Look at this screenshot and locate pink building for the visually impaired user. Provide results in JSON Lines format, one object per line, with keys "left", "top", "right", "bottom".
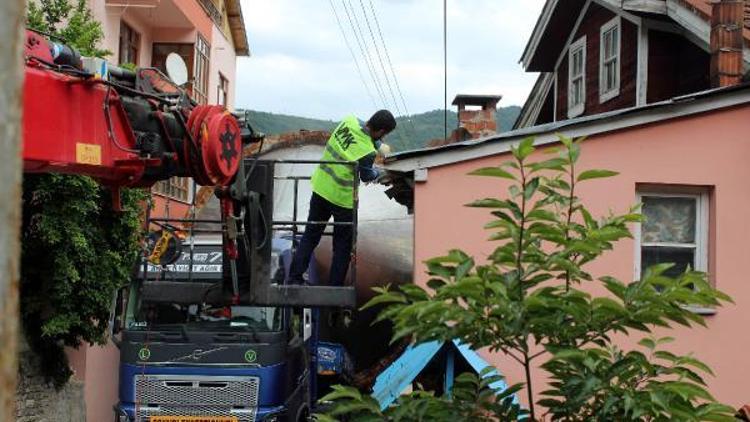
{"left": 89, "top": 0, "right": 250, "bottom": 218}
{"left": 67, "top": 1, "right": 248, "bottom": 420}
{"left": 384, "top": 0, "right": 750, "bottom": 411}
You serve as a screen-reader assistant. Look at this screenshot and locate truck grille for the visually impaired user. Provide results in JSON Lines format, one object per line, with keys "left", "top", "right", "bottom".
{"left": 134, "top": 375, "right": 259, "bottom": 422}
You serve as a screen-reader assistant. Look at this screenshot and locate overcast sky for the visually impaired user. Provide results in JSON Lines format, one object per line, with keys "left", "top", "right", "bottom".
{"left": 236, "top": 0, "right": 546, "bottom": 120}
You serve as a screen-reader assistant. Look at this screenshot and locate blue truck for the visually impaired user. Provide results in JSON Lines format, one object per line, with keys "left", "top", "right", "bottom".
{"left": 111, "top": 159, "right": 357, "bottom": 422}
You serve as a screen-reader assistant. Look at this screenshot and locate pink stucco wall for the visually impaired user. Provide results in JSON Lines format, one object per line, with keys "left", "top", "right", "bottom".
{"left": 89, "top": 1, "right": 155, "bottom": 66}
{"left": 413, "top": 104, "right": 750, "bottom": 408}
{"left": 209, "top": 24, "right": 237, "bottom": 109}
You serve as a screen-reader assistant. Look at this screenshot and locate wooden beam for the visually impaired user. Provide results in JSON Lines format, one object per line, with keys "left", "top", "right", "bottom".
{"left": 515, "top": 73, "right": 554, "bottom": 129}
{"left": 521, "top": 0, "right": 560, "bottom": 69}
{"left": 666, "top": 0, "right": 710, "bottom": 50}
{"left": 636, "top": 25, "right": 649, "bottom": 106}
{"left": 0, "top": 0, "right": 26, "bottom": 418}
{"left": 623, "top": 0, "right": 668, "bottom": 14}
{"left": 591, "top": 0, "right": 643, "bottom": 24}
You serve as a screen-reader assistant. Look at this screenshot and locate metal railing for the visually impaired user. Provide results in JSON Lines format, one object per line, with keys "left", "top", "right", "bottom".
{"left": 270, "top": 158, "right": 359, "bottom": 289}
{"left": 135, "top": 158, "right": 360, "bottom": 307}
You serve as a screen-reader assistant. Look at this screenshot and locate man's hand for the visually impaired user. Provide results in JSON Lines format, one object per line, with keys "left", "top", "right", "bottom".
{"left": 375, "top": 168, "right": 394, "bottom": 185}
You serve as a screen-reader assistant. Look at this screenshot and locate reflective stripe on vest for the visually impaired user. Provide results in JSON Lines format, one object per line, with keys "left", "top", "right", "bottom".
{"left": 318, "top": 163, "right": 351, "bottom": 187}
{"left": 311, "top": 116, "right": 375, "bottom": 208}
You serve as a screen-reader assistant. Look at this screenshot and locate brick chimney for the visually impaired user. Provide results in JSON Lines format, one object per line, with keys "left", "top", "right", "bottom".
{"left": 710, "top": 0, "right": 745, "bottom": 87}
{"left": 452, "top": 94, "right": 502, "bottom": 139}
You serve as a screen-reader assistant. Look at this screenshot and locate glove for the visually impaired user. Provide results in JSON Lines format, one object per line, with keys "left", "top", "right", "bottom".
{"left": 375, "top": 168, "right": 394, "bottom": 186}
{"left": 378, "top": 143, "right": 391, "bottom": 156}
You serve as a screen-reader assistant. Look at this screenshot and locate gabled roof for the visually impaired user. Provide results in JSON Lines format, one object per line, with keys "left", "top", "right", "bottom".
{"left": 225, "top": 0, "right": 250, "bottom": 56}
{"left": 513, "top": 72, "right": 554, "bottom": 130}
{"left": 384, "top": 83, "right": 750, "bottom": 172}
{"left": 520, "top": 0, "right": 587, "bottom": 71}
{"left": 520, "top": 0, "right": 750, "bottom": 72}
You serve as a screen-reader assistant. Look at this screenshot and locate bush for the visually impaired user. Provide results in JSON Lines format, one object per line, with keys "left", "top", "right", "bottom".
{"left": 23, "top": 0, "right": 146, "bottom": 385}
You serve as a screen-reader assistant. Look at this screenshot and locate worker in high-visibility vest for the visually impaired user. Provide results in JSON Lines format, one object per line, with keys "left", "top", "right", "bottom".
{"left": 289, "top": 110, "right": 397, "bottom": 286}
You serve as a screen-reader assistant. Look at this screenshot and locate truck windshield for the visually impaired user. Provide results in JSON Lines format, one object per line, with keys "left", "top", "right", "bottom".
{"left": 125, "top": 301, "right": 282, "bottom": 333}
{"left": 124, "top": 240, "right": 285, "bottom": 333}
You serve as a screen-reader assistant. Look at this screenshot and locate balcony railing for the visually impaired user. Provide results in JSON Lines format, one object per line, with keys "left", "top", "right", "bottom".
{"left": 198, "top": 0, "right": 223, "bottom": 27}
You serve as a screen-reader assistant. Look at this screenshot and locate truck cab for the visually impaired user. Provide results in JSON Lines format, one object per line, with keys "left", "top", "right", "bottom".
{"left": 113, "top": 236, "right": 316, "bottom": 422}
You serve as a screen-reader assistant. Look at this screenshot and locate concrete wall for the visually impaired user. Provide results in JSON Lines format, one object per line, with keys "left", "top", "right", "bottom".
{"left": 412, "top": 103, "right": 750, "bottom": 408}
{"left": 17, "top": 339, "right": 86, "bottom": 422}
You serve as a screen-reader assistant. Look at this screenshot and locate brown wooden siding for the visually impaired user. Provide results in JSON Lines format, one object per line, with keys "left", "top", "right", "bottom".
{"left": 536, "top": 86, "right": 555, "bottom": 125}
{"left": 647, "top": 30, "right": 710, "bottom": 103}
{"left": 556, "top": 3, "right": 637, "bottom": 121}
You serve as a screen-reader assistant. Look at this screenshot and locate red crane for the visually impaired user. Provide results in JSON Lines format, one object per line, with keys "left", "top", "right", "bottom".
{"left": 21, "top": 29, "right": 253, "bottom": 300}
{"left": 22, "top": 29, "right": 245, "bottom": 207}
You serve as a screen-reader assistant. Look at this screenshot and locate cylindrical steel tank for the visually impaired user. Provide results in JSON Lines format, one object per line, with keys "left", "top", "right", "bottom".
{"left": 195, "top": 138, "right": 414, "bottom": 303}
{"left": 195, "top": 137, "right": 413, "bottom": 374}
{"left": 260, "top": 143, "right": 413, "bottom": 303}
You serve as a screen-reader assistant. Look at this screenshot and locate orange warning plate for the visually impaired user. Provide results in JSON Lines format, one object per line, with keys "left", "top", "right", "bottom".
{"left": 149, "top": 417, "right": 238, "bottom": 422}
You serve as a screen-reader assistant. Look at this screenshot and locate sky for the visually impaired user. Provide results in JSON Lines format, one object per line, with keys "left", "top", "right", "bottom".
{"left": 236, "top": 0, "right": 546, "bottom": 120}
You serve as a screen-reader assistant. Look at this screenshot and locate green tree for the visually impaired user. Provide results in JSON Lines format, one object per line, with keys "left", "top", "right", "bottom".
{"left": 321, "top": 136, "right": 735, "bottom": 421}
{"left": 23, "top": 0, "right": 145, "bottom": 385}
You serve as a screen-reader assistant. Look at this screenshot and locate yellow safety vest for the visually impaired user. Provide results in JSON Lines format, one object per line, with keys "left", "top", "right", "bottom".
{"left": 311, "top": 115, "right": 376, "bottom": 208}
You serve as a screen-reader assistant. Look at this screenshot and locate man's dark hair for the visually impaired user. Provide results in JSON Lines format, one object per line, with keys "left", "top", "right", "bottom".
{"left": 367, "top": 109, "right": 397, "bottom": 133}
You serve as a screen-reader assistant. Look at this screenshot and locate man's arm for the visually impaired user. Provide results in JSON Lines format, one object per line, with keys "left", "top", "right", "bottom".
{"left": 357, "top": 152, "right": 380, "bottom": 182}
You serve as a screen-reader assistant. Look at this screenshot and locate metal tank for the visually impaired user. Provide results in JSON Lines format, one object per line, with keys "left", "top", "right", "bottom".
{"left": 260, "top": 142, "right": 413, "bottom": 304}
{"left": 195, "top": 139, "right": 414, "bottom": 303}
{"left": 195, "top": 138, "right": 413, "bottom": 375}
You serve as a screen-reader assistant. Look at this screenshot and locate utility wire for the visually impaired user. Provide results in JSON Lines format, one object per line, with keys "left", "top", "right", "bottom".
{"left": 443, "top": 0, "right": 448, "bottom": 140}
{"left": 342, "top": 0, "right": 389, "bottom": 107}
{"left": 329, "top": 0, "right": 378, "bottom": 109}
{"left": 358, "top": 0, "right": 402, "bottom": 117}
{"left": 366, "top": 0, "right": 418, "bottom": 140}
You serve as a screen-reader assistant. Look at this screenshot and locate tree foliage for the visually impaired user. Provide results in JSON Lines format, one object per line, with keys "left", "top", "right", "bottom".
{"left": 238, "top": 107, "right": 522, "bottom": 153}
{"left": 27, "top": 0, "right": 110, "bottom": 57}
{"left": 317, "top": 369, "right": 526, "bottom": 422}
{"left": 320, "top": 136, "right": 735, "bottom": 421}
{"left": 23, "top": 0, "right": 145, "bottom": 385}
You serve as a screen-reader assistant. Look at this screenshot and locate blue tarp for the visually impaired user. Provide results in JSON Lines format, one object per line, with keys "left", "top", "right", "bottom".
{"left": 371, "top": 339, "right": 511, "bottom": 410}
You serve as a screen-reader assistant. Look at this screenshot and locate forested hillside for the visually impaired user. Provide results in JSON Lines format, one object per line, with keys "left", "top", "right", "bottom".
{"left": 241, "top": 106, "right": 521, "bottom": 152}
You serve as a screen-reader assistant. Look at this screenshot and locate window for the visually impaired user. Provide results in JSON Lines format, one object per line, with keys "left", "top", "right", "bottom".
{"left": 567, "top": 36, "right": 586, "bottom": 118}
{"left": 599, "top": 17, "right": 621, "bottom": 103}
{"left": 118, "top": 21, "right": 140, "bottom": 66}
{"left": 193, "top": 35, "right": 211, "bottom": 105}
{"left": 217, "top": 73, "right": 229, "bottom": 107}
{"left": 635, "top": 190, "right": 709, "bottom": 280}
{"left": 154, "top": 177, "right": 191, "bottom": 202}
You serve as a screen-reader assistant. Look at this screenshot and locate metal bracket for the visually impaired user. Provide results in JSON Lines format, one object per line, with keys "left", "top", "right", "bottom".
{"left": 244, "top": 284, "right": 356, "bottom": 308}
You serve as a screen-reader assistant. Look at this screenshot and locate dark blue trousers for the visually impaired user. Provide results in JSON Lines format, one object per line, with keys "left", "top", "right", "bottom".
{"left": 289, "top": 192, "right": 353, "bottom": 286}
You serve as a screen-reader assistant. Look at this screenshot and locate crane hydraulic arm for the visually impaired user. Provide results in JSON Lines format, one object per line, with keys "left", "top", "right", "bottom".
{"left": 21, "top": 29, "right": 357, "bottom": 308}
{"left": 21, "top": 29, "right": 245, "bottom": 205}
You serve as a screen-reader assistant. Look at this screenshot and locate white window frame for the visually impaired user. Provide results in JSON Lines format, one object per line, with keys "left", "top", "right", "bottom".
{"left": 567, "top": 36, "right": 587, "bottom": 118}
{"left": 634, "top": 190, "right": 711, "bottom": 314}
{"left": 599, "top": 16, "right": 621, "bottom": 103}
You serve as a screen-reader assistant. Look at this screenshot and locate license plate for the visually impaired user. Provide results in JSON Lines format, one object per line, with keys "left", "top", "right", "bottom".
{"left": 149, "top": 418, "right": 238, "bottom": 422}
